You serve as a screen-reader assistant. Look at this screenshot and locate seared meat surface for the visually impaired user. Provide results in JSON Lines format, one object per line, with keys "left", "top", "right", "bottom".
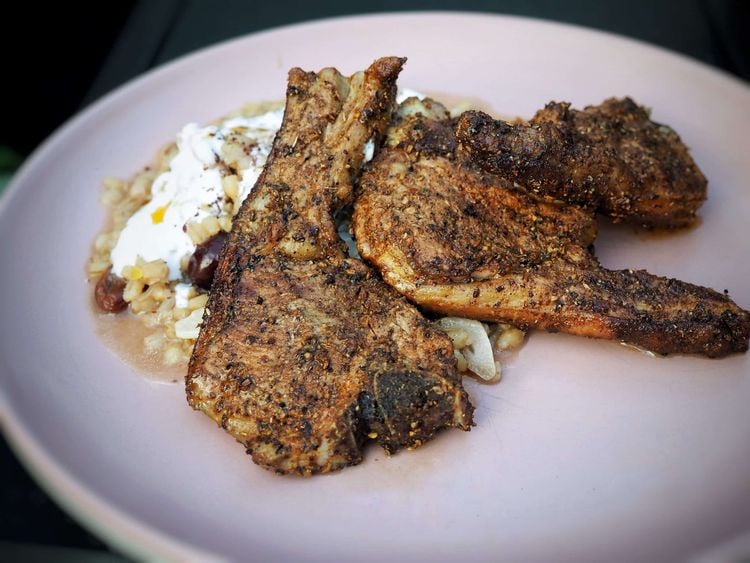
{"left": 353, "top": 99, "right": 749, "bottom": 357}
{"left": 187, "top": 60, "right": 472, "bottom": 476}
{"left": 456, "top": 98, "right": 707, "bottom": 228}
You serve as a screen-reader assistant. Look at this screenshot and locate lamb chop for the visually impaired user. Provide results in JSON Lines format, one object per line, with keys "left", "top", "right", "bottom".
{"left": 187, "top": 59, "right": 473, "bottom": 476}
{"left": 455, "top": 98, "right": 707, "bottom": 228}
{"left": 353, "top": 98, "right": 750, "bottom": 357}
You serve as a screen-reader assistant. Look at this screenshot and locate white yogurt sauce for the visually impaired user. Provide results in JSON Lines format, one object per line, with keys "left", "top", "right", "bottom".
{"left": 111, "top": 90, "right": 423, "bottom": 281}
{"left": 173, "top": 282, "right": 193, "bottom": 309}
{"left": 110, "top": 109, "right": 283, "bottom": 280}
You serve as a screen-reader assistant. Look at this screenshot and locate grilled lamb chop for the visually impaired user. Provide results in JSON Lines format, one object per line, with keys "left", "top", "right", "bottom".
{"left": 455, "top": 98, "right": 707, "bottom": 228}
{"left": 187, "top": 59, "right": 473, "bottom": 476}
{"left": 353, "top": 98, "right": 749, "bottom": 357}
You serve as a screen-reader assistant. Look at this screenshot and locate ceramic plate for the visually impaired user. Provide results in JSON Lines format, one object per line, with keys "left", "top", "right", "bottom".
{"left": 1, "top": 12, "right": 749, "bottom": 561}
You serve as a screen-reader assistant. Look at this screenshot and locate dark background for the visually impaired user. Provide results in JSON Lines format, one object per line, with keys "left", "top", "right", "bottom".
{"left": 1, "top": 1, "right": 748, "bottom": 560}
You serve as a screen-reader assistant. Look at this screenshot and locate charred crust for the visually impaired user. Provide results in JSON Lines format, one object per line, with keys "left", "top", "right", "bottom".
{"left": 186, "top": 57, "right": 472, "bottom": 476}
{"left": 354, "top": 98, "right": 749, "bottom": 358}
{"left": 455, "top": 98, "right": 708, "bottom": 228}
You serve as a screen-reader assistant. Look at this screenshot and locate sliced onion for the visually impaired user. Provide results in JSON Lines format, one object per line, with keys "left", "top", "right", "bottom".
{"left": 435, "top": 317, "right": 497, "bottom": 382}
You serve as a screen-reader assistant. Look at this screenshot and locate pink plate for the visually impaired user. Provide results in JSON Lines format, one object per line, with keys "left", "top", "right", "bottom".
{"left": 1, "top": 12, "right": 749, "bottom": 561}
